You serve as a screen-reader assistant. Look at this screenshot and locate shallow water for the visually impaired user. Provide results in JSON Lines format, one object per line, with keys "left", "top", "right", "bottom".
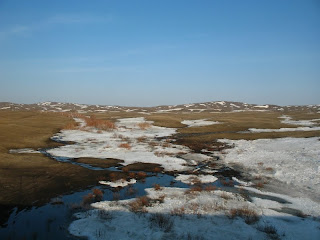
{"left": 0, "top": 173, "right": 192, "bottom": 240}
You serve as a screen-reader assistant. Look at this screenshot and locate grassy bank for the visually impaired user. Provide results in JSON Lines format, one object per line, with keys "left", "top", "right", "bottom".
{"left": 0, "top": 111, "right": 107, "bottom": 206}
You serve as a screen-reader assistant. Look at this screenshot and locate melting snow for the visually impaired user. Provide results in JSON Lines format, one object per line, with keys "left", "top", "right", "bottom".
{"left": 248, "top": 126, "right": 320, "bottom": 132}
{"left": 69, "top": 187, "right": 320, "bottom": 240}
{"left": 181, "top": 119, "right": 220, "bottom": 127}
{"left": 47, "top": 117, "right": 190, "bottom": 171}
{"left": 218, "top": 137, "right": 320, "bottom": 197}
{"left": 99, "top": 179, "right": 137, "bottom": 188}
{"left": 279, "top": 115, "right": 320, "bottom": 127}
{"left": 175, "top": 174, "right": 218, "bottom": 184}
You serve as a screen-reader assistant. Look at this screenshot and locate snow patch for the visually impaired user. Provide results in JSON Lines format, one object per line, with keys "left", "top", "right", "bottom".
{"left": 219, "top": 137, "right": 320, "bottom": 197}
{"left": 175, "top": 174, "right": 218, "bottom": 184}
{"left": 99, "top": 179, "right": 137, "bottom": 188}
{"left": 181, "top": 119, "right": 220, "bottom": 127}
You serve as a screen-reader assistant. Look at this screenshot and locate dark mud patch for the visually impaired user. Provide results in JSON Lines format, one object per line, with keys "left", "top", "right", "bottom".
{"left": 73, "top": 157, "right": 124, "bottom": 169}
{"left": 174, "top": 139, "right": 228, "bottom": 153}
{"left": 121, "top": 162, "right": 163, "bottom": 172}
{"left": 215, "top": 167, "right": 242, "bottom": 179}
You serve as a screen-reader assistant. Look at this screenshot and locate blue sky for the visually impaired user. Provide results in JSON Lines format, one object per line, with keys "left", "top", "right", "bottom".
{"left": 0, "top": 0, "right": 319, "bottom": 106}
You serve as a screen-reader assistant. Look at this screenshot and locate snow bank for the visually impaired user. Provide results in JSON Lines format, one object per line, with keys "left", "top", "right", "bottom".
{"left": 69, "top": 187, "right": 320, "bottom": 240}
{"left": 219, "top": 137, "right": 320, "bottom": 197}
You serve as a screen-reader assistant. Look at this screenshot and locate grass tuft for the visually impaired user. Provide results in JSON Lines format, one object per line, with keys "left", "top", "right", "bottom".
{"left": 129, "top": 196, "right": 150, "bottom": 212}
{"left": 137, "top": 122, "right": 151, "bottom": 130}
{"left": 82, "top": 188, "right": 104, "bottom": 205}
{"left": 137, "top": 171, "right": 147, "bottom": 179}
{"left": 84, "top": 115, "right": 116, "bottom": 130}
{"left": 153, "top": 184, "right": 162, "bottom": 191}
{"left": 170, "top": 207, "right": 185, "bottom": 216}
{"left": 118, "top": 143, "right": 132, "bottom": 150}
{"left": 229, "top": 207, "right": 260, "bottom": 224}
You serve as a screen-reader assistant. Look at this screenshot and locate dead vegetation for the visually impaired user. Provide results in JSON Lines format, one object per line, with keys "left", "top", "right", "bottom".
{"left": 84, "top": 115, "right": 116, "bottom": 130}
{"left": 118, "top": 143, "right": 132, "bottom": 150}
{"left": 82, "top": 188, "right": 104, "bottom": 206}
{"left": 0, "top": 111, "right": 109, "bottom": 206}
{"left": 129, "top": 196, "right": 151, "bottom": 212}
{"left": 153, "top": 184, "right": 162, "bottom": 191}
{"left": 170, "top": 207, "right": 185, "bottom": 216}
{"left": 137, "top": 122, "right": 151, "bottom": 130}
{"left": 185, "top": 185, "right": 216, "bottom": 194}
{"left": 229, "top": 207, "right": 260, "bottom": 224}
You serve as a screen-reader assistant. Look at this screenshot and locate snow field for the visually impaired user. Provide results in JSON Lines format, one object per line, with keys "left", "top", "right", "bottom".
{"left": 219, "top": 137, "right": 320, "bottom": 197}
{"left": 69, "top": 187, "right": 320, "bottom": 240}
{"left": 47, "top": 117, "right": 193, "bottom": 171}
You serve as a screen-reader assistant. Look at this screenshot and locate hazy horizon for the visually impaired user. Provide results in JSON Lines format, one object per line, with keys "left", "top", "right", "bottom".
{"left": 1, "top": 1, "right": 319, "bottom": 106}
{"left": 2, "top": 99, "right": 319, "bottom": 108}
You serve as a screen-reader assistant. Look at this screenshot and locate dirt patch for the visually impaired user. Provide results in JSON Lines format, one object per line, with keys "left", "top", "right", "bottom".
{"left": 73, "top": 157, "right": 124, "bottom": 168}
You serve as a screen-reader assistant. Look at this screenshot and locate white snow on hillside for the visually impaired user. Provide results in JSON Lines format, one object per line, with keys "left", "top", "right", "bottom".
{"left": 279, "top": 115, "right": 320, "bottom": 127}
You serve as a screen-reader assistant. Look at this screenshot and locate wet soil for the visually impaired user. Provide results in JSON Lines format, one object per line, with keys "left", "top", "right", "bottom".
{"left": 73, "top": 157, "right": 124, "bottom": 169}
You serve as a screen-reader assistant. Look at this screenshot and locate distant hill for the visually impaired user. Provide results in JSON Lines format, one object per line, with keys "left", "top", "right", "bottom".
{"left": 0, "top": 101, "right": 319, "bottom": 113}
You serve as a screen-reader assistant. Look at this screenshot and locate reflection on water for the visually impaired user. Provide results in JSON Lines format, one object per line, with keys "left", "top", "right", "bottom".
{"left": 0, "top": 173, "right": 193, "bottom": 240}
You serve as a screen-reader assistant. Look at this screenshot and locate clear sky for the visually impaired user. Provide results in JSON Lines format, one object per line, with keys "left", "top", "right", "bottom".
{"left": 0, "top": 0, "right": 319, "bottom": 106}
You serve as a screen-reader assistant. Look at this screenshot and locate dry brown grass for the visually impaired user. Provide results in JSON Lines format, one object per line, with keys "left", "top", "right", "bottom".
{"left": 129, "top": 196, "right": 150, "bottom": 212}
{"left": 118, "top": 143, "right": 132, "bottom": 150}
{"left": 0, "top": 111, "right": 109, "bottom": 206}
{"left": 229, "top": 207, "right": 260, "bottom": 224}
{"left": 170, "top": 207, "right": 185, "bottom": 216}
{"left": 255, "top": 182, "right": 265, "bottom": 188}
{"left": 185, "top": 186, "right": 203, "bottom": 194}
{"left": 137, "top": 122, "right": 151, "bottom": 130}
{"left": 221, "top": 179, "right": 234, "bottom": 187}
{"left": 204, "top": 185, "right": 216, "bottom": 191}
{"left": 63, "top": 121, "right": 79, "bottom": 130}
{"left": 153, "top": 184, "right": 162, "bottom": 191}
{"left": 154, "top": 151, "right": 175, "bottom": 157}
{"left": 153, "top": 167, "right": 162, "bottom": 173}
{"left": 82, "top": 188, "right": 104, "bottom": 205}
{"left": 129, "top": 172, "right": 136, "bottom": 178}
{"left": 122, "top": 166, "right": 129, "bottom": 173}
{"left": 137, "top": 136, "right": 147, "bottom": 143}
{"left": 137, "top": 171, "right": 147, "bottom": 179}
{"left": 84, "top": 115, "right": 116, "bottom": 130}
{"left": 92, "top": 188, "right": 104, "bottom": 201}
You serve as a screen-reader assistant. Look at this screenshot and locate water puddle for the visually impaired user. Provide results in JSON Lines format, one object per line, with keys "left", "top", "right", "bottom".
{"left": 0, "top": 173, "right": 191, "bottom": 239}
